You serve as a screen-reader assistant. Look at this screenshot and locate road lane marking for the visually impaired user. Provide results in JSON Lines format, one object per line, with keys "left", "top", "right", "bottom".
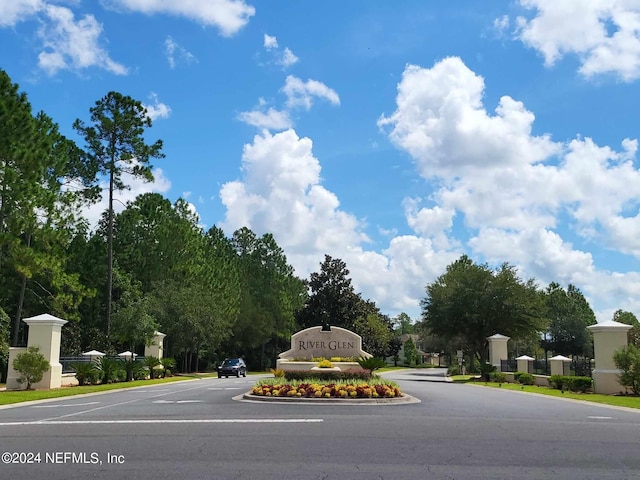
{"left": 0, "top": 419, "right": 324, "bottom": 426}
{"left": 207, "top": 387, "right": 243, "bottom": 390}
{"left": 151, "top": 400, "right": 203, "bottom": 404}
{"left": 588, "top": 416, "right": 613, "bottom": 420}
{"left": 32, "top": 402, "right": 100, "bottom": 408}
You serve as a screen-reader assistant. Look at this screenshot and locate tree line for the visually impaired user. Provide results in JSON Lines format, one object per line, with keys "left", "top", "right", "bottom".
{"left": 0, "top": 70, "right": 399, "bottom": 378}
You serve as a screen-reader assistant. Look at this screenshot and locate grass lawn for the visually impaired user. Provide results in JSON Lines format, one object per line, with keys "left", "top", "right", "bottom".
{"left": 0, "top": 375, "right": 206, "bottom": 406}
{"left": 452, "top": 376, "right": 640, "bottom": 410}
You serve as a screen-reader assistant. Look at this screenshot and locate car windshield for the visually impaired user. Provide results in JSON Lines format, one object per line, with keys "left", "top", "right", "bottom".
{"left": 222, "top": 359, "right": 240, "bottom": 366}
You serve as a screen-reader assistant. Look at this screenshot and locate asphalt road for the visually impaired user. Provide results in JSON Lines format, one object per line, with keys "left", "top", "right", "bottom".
{"left": 0, "top": 369, "right": 639, "bottom": 480}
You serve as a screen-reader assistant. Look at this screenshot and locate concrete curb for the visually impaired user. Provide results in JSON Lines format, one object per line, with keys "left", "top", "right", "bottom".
{"left": 236, "top": 392, "right": 421, "bottom": 405}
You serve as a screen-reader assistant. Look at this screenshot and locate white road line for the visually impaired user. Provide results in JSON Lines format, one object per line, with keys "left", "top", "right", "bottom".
{"left": 32, "top": 402, "right": 101, "bottom": 408}
{"left": 207, "top": 387, "right": 242, "bottom": 391}
{"left": 0, "top": 419, "right": 324, "bottom": 426}
{"left": 588, "top": 416, "right": 613, "bottom": 420}
{"left": 151, "top": 400, "right": 203, "bottom": 404}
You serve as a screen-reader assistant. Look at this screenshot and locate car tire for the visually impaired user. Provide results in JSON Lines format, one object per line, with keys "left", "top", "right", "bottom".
{"left": 242, "top": 371, "right": 246, "bottom": 377}
{"left": 217, "top": 374, "right": 221, "bottom": 378}
{"left": 236, "top": 371, "right": 240, "bottom": 378}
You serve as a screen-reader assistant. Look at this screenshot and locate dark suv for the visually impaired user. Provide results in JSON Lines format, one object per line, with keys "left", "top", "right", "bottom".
{"left": 217, "top": 358, "right": 247, "bottom": 378}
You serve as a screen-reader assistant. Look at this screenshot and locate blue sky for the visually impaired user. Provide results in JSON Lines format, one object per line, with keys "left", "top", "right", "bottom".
{"left": 2, "top": 0, "right": 640, "bottom": 323}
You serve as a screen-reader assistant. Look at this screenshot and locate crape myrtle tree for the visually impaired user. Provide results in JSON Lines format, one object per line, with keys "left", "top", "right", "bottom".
{"left": 73, "top": 92, "right": 164, "bottom": 337}
{"left": 421, "top": 255, "right": 546, "bottom": 368}
{"left": 541, "top": 283, "right": 596, "bottom": 358}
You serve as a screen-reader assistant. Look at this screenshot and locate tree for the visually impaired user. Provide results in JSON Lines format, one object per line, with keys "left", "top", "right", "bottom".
{"left": 13, "top": 346, "right": 49, "bottom": 389}
{"left": 0, "top": 307, "right": 9, "bottom": 382}
{"left": 421, "top": 255, "right": 546, "bottom": 366}
{"left": 296, "top": 255, "right": 361, "bottom": 330}
{"left": 393, "top": 312, "right": 415, "bottom": 335}
{"left": 353, "top": 311, "right": 393, "bottom": 358}
{"left": 403, "top": 337, "right": 417, "bottom": 366}
{"left": 542, "top": 283, "right": 596, "bottom": 357}
{"left": 611, "top": 310, "right": 640, "bottom": 347}
{"left": 73, "top": 92, "right": 164, "bottom": 336}
{"left": 613, "top": 344, "right": 640, "bottom": 395}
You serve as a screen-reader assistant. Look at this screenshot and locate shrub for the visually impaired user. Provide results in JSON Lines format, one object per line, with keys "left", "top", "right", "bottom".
{"left": 13, "top": 346, "right": 49, "bottom": 390}
{"left": 283, "top": 369, "right": 371, "bottom": 382}
{"left": 95, "top": 356, "right": 123, "bottom": 384}
{"left": 490, "top": 372, "right": 507, "bottom": 383}
{"left": 270, "top": 368, "right": 285, "bottom": 377}
{"left": 549, "top": 375, "right": 565, "bottom": 390}
{"left": 513, "top": 372, "right": 525, "bottom": 381}
{"left": 70, "top": 361, "right": 100, "bottom": 386}
{"left": 160, "top": 357, "right": 176, "bottom": 377}
{"left": 480, "top": 363, "right": 496, "bottom": 381}
{"left": 568, "top": 376, "right": 593, "bottom": 393}
{"left": 517, "top": 373, "right": 534, "bottom": 385}
{"left": 613, "top": 344, "right": 640, "bottom": 395}
{"left": 357, "top": 356, "right": 386, "bottom": 374}
{"left": 317, "top": 359, "right": 334, "bottom": 368}
{"left": 143, "top": 356, "right": 162, "bottom": 379}
{"left": 447, "top": 365, "right": 460, "bottom": 376}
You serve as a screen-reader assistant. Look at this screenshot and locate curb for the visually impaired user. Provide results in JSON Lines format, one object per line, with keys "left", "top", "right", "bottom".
{"left": 236, "top": 392, "right": 421, "bottom": 405}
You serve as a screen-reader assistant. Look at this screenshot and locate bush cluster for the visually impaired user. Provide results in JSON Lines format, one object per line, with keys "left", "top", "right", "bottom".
{"left": 489, "top": 372, "right": 507, "bottom": 383}
{"left": 283, "top": 369, "right": 371, "bottom": 382}
{"left": 517, "top": 373, "right": 535, "bottom": 385}
{"left": 549, "top": 375, "right": 593, "bottom": 392}
{"left": 251, "top": 381, "right": 402, "bottom": 399}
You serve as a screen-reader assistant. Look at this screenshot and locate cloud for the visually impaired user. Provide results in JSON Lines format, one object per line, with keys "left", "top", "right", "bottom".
{"left": 282, "top": 75, "right": 340, "bottom": 110}
{"left": 0, "top": 0, "right": 43, "bottom": 27}
{"left": 218, "top": 129, "right": 458, "bottom": 317}
{"left": 37, "top": 4, "right": 127, "bottom": 75}
{"left": 380, "top": 56, "right": 640, "bottom": 319}
{"left": 262, "top": 34, "right": 299, "bottom": 69}
{"left": 513, "top": 0, "right": 640, "bottom": 81}
{"left": 278, "top": 47, "right": 299, "bottom": 68}
{"left": 104, "top": 0, "right": 255, "bottom": 37}
{"left": 81, "top": 167, "right": 171, "bottom": 232}
{"left": 263, "top": 33, "right": 278, "bottom": 50}
{"left": 237, "top": 106, "right": 292, "bottom": 131}
{"left": 143, "top": 92, "right": 172, "bottom": 121}
{"left": 164, "top": 36, "right": 197, "bottom": 69}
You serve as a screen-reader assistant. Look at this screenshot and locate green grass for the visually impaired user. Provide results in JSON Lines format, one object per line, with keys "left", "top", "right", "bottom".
{"left": 0, "top": 375, "right": 200, "bottom": 406}
{"left": 464, "top": 380, "right": 640, "bottom": 409}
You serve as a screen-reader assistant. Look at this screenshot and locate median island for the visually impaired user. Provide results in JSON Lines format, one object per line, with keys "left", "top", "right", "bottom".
{"left": 245, "top": 326, "right": 408, "bottom": 402}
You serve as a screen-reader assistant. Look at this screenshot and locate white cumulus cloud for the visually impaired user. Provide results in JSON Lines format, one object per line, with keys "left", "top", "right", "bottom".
{"left": 164, "top": 36, "right": 197, "bottom": 69}
{"left": 143, "top": 92, "right": 172, "bottom": 121}
{"left": 104, "top": 0, "right": 255, "bottom": 37}
{"left": 37, "top": 4, "right": 127, "bottom": 76}
{"left": 514, "top": 0, "right": 640, "bottom": 81}
{"left": 283, "top": 75, "right": 340, "bottom": 110}
{"left": 0, "top": 0, "right": 43, "bottom": 27}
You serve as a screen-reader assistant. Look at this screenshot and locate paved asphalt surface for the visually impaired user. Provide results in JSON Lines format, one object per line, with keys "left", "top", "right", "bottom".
{"left": 0, "top": 368, "right": 639, "bottom": 480}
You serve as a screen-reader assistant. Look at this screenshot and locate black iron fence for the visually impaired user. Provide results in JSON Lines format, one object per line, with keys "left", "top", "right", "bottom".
{"left": 500, "top": 357, "right": 589, "bottom": 377}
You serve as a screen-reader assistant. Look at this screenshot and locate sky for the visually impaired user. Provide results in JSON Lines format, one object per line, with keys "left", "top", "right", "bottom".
{"left": 2, "top": 0, "right": 640, "bottom": 323}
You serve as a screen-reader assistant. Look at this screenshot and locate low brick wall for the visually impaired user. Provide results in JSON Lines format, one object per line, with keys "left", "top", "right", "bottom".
{"left": 503, "top": 372, "right": 549, "bottom": 387}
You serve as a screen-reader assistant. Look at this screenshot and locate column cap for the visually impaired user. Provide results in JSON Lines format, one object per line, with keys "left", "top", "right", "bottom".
{"left": 487, "top": 333, "right": 510, "bottom": 341}
{"left": 549, "top": 355, "right": 571, "bottom": 362}
{"left": 516, "top": 355, "right": 534, "bottom": 361}
{"left": 23, "top": 313, "right": 67, "bottom": 327}
{"left": 587, "top": 320, "right": 632, "bottom": 333}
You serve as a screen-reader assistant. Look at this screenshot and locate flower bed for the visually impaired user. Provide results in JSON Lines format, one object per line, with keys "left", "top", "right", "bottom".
{"left": 251, "top": 380, "right": 402, "bottom": 399}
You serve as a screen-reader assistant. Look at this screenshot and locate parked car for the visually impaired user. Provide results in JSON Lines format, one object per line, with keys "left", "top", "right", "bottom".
{"left": 217, "top": 358, "right": 247, "bottom": 378}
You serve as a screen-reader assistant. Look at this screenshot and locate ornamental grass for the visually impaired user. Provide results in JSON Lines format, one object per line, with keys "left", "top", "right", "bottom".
{"left": 251, "top": 378, "right": 402, "bottom": 399}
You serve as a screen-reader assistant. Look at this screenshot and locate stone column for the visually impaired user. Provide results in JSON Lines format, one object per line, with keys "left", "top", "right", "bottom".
{"left": 144, "top": 331, "right": 166, "bottom": 360}
{"left": 6, "top": 314, "right": 67, "bottom": 390}
{"left": 516, "top": 355, "right": 534, "bottom": 374}
{"left": 487, "top": 334, "right": 510, "bottom": 371}
{"left": 549, "top": 355, "right": 571, "bottom": 376}
{"left": 587, "top": 320, "right": 632, "bottom": 394}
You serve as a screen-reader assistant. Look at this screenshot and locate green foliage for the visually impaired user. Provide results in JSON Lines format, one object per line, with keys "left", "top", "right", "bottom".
{"left": 270, "top": 368, "right": 285, "bottom": 377}
{"left": 70, "top": 362, "right": 100, "bottom": 386}
{"left": 13, "top": 346, "right": 49, "bottom": 389}
{"left": 421, "top": 255, "right": 546, "bottom": 366}
{"left": 94, "top": 356, "right": 122, "bottom": 384}
{"left": 480, "top": 363, "right": 496, "bottom": 381}
{"left": 283, "top": 369, "right": 372, "bottom": 382}
{"left": 143, "top": 356, "right": 162, "bottom": 379}
{"left": 543, "top": 283, "right": 596, "bottom": 357}
{"left": 517, "top": 373, "right": 535, "bottom": 385}
{"left": 447, "top": 365, "right": 460, "bottom": 376}
{"left": 357, "top": 356, "right": 386, "bottom": 374}
{"left": 490, "top": 372, "right": 507, "bottom": 383}
{"left": 549, "top": 375, "right": 593, "bottom": 392}
{"left": 393, "top": 312, "right": 415, "bottom": 335}
{"left": 316, "top": 359, "right": 334, "bottom": 368}
{"left": 403, "top": 337, "right": 417, "bottom": 366}
{"left": 613, "top": 345, "right": 640, "bottom": 395}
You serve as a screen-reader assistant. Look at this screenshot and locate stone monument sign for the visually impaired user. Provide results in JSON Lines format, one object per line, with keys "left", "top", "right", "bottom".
{"left": 278, "top": 325, "right": 371, "bottom": 360}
